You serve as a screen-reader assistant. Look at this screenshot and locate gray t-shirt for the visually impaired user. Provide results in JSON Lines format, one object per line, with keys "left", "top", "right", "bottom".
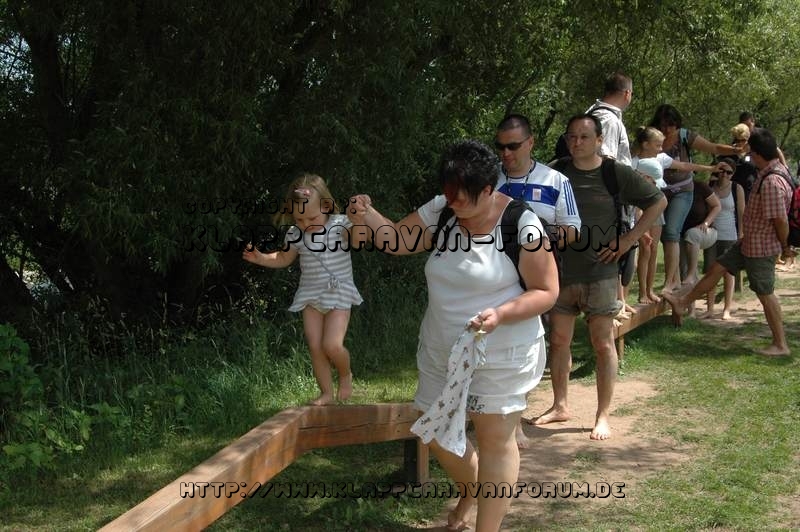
{"left": 559, "top": 160, "right": 663, "bottom": 285}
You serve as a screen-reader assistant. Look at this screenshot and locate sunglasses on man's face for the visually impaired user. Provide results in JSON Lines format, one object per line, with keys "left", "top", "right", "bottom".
{"left": 494, "top": 136, "right": 530, "bottom": 152}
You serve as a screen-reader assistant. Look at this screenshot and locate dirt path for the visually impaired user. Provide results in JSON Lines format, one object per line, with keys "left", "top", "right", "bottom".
{"left": 416, "top": 265, "right": 799, "bottom": 531}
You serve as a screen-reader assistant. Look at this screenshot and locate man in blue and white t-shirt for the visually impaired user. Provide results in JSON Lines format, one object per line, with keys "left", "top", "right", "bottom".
{"left": 494, "top": 113, "right": 581, "bottom": 448}
{"left": 495, "top": 114, "right": 582, "bottom": 249}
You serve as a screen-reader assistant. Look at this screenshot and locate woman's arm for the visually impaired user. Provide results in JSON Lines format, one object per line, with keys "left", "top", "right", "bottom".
{"left": 691, "top": 134, "right": 742, "bottom": 158}
{"left": 702, "top": 193, "right": 721, "bottom": 228}
{"left": 349, "top": 194, "right": 430, "bottom": 256}
{"left": 242, "top": 244, "right": 299, "bottom": 269}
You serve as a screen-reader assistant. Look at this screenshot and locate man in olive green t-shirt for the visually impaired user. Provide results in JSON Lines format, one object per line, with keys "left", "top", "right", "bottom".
{"left": 533, "top": 114, "right": 666, "bottom": 440}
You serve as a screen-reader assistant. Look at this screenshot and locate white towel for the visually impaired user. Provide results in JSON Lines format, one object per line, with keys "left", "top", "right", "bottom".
{"left": 411, "top": 325, "right": 487, "bottom": 457}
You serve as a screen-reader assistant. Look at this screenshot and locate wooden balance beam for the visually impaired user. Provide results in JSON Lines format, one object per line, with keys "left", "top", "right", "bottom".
{"left": 613, "top": 299, "right": 668, "bottom": 360}
{"left": 100, "top": 402, "right": 427, "bottom": 532}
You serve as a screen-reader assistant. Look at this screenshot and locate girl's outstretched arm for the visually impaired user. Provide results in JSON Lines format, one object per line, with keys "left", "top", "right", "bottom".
{"left": 242, "top": 244, "right": 298, "bottom": 268}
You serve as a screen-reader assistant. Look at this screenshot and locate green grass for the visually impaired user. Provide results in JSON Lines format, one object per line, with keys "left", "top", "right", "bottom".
{"left": 2, "top": 254, "right": 800, "bottom": 531}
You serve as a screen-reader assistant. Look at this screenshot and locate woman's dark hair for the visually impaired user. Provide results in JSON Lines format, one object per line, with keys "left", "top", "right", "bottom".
{"left": 649, "top": 104, "right": 683, "bottom": 129}
{"left": 716, "top": 157, "right": 737, "bottom": 171}
{"left": 748, "top": 128, "right": 779, "bottom": 160}
{"left": 439, "top": 140, "right": 499, "bottom": 205}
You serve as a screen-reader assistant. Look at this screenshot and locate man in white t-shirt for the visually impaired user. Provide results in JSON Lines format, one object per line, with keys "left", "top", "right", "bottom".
{"left": 586, "top": 72, "right": 633, "bottom": 166}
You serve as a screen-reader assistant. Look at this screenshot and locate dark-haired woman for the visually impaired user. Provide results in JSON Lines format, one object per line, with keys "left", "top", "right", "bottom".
{"left": 349, "top": 140, "right": 559, "bottom": 531}
{"left": 648, "top": 104, "right": 742, "bottom": 293}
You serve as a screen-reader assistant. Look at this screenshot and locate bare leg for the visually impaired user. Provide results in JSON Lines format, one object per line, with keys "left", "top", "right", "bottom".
{"left": 722, "top": 272, "right": 735, "bottom": 320}
{"left": 533, "top": 313, "right": 575, "bottom": 425}
{"left": 515, "top": 421, "right": 531, "bottom": 449}
{"left": 427, "top": 437, "right": 478, "bottom": 530}
{"left": 587, "top": 314, "right": 617, "bottom": 440}
{"left": 636, "top": 232, "right": 651, "bottom": 303}
{"left": 302, "top": 307, "right": 335, "bottom": 405}
{"left": 683, "top": 241, "right": 700, "bottom": 287}
{"left": 756, "top": 293, "right": 790, "bottom": 356}
{"left": 663, "top": 241, "right": 681, "bottom": 292}
{"left": 662, "top": 262, "right": 729, "bottom": 326}
{"left": 647, "top": 226, "right": 663, "bottom": 302}
{"left": 322, "top": 309, "right": 353, "bottom": 401}
{"left": 472, "top": 411, "right": 523, "bottom": 532}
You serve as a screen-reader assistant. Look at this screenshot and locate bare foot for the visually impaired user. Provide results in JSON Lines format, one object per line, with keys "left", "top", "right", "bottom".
{"left": 590, "top": 416, "right": 611, "bottom": 440}
{"left": 662, "top": 290, "right": 686, "bottom": 327}
{"left": 637, "top": 297, "right": 650, "bottom": 305}
{"left": 698, "top": 310, "right": 714, "bottom": 320}
{"left": 515, "top": 422, "right": 531, "bottom": 449}
{"left": 337, "top": 372, "right": 353, "bottom": 402}
{"left": 722, "top": 310, "right": 732, "bottom": 320}
{"left": 757, "top": 345, "right": 790, "bottom": 357}
{"left": 681, "top": 275, "right": 699, "bottom": 288}
{"left": 446, "top": 498, "right": 476, "bottom": 531}
{"left": 532, "top": 406, "right": 571, "bottom": 425}
{"left": 309, "top": 392, "right": 335, "bottom": 406}
{"left": 647, "top": 292, "right": 662, "bottom": 303}
{"left": 624, "top": 303, "right": 638, "bottom": 315}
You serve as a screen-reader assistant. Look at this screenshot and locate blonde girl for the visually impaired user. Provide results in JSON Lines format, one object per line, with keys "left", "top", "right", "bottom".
{"left": 632, "top": 126, "right": 720, "bottom": 294}
{"left": 243, "top": 174, "right": 362, "bottom": 405}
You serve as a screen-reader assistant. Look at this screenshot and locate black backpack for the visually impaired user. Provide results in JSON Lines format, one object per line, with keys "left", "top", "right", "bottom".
{"left": 431, "top": 199, "right": 535, "bottom": 289}
{"left": 550, "top": 157, "right": 638, "bottom": 286}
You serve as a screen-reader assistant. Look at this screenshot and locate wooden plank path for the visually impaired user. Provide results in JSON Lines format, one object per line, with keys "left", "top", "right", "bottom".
{"left": 100, "top": 403, "right": 427, "bottom": 532}
{"left": 613, "top": 299, "right": 669, "bottom": 360}
{"left": 100, "top": 301, "right": 668, "bottom": 531}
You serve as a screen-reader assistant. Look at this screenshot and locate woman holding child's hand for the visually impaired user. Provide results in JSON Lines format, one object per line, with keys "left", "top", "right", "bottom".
{"left": 349, "top": 140, "right": 559, "bottom": 532}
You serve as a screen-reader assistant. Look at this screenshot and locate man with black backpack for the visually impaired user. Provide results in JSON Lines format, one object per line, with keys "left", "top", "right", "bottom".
{"left": 554, "top": 72, "right": 633, "bottom": 165}
{"left": 664, "top": 128, "right": 794, "bottom": 357}
{"left": 534, "top": 114, "right": 666, "bottom": 440}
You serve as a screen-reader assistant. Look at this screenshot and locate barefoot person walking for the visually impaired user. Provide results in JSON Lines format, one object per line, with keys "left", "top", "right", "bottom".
{"left": 663, "top": 128, "right": 794, "bottom": 357}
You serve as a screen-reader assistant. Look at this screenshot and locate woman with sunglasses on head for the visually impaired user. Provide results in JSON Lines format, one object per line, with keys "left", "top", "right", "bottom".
{"left": 702, "top": 158, "right": 746, "bottom": 319}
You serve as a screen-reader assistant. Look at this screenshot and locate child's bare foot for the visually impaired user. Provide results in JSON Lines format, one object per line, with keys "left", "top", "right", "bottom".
{"left": 624, "top": 303, "right": 638, "bottom": 315}
{"left": 532, "top": 406, "right": 570, "bottom": 425}
{"left": 309, "top": 392, "right": 335, "bottom": 406}
{"left": 722, "top": 310, "right": 732, "bottom": 320}
{"left": 337, "top": 372, "right": 353, "bottom": 402}
{"left": 647, "top": 292, "right": 661, "bottom": 303}
{"left": 590, "top": 416, "right": 611, "bottom": 440}
{"left": 698, "top": 310, "right": 714, "bottom": 319}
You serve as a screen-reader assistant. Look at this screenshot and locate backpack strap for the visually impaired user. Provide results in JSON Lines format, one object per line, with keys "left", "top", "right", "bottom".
{"left": 679, "top": 128, "right": 692, "bottom": 164}
{"left": 499, "top": 199, "right": 533, "bottom": 289}
{"left": 599, "top": 158, "right": 623, "bottom": 232}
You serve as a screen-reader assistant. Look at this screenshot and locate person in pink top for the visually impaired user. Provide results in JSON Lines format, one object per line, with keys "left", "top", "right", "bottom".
{"left": 663, "top": 128, "right": 794, "bottom": 357}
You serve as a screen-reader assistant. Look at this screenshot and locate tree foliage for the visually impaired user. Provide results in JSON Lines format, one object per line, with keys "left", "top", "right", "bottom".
{"left": 2, "top": 0, "right": 799, "bottom": 330}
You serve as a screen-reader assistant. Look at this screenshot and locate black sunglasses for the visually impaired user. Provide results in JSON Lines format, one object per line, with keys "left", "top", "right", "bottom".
{"left": 494, "top": 136, "right": 530, "bottom": 152}
{"left": 712, "top": 169, "right": 734, "bottom": 177}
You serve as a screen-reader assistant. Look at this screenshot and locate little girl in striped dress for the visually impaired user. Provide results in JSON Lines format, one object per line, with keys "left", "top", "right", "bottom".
{"left": 243, "top": 174, "right": 362, "bottom": 405}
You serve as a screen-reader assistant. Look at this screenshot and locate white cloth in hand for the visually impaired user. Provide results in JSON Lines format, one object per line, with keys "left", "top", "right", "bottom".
{"left": 410, "top": 324, "right": 487, "bottom": 457}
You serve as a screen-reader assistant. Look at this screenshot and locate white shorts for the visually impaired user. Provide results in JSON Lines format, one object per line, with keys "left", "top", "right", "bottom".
{"left": 414, "top": 336, "right": 546, "bottom": 415}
